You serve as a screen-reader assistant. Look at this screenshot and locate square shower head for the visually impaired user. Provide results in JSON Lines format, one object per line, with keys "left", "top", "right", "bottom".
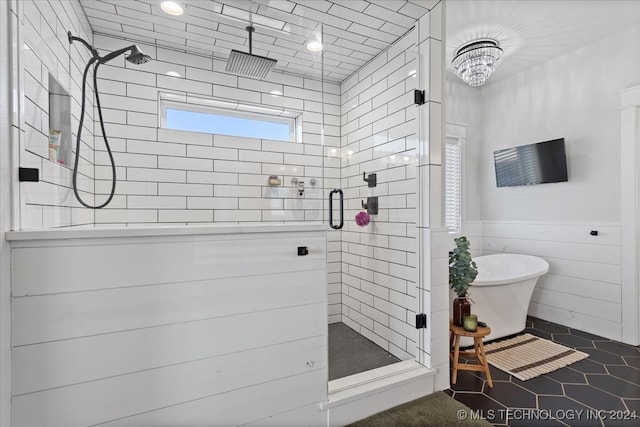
{"left": 225, "top": 50, "right": 277, "bottom": 80}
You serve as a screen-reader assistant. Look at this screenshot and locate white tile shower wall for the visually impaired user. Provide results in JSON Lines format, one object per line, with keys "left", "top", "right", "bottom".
{"left": 91, "top": 34, "right": 342, "bottom": 320}
{"left": 339, "top": 26, "right": 420, "bottom": 360}
{"left": 19, "top": 0, "right": 95, "bottom": 228}
{"left": 482, "top": 221, "right": 623, "bottom": 341}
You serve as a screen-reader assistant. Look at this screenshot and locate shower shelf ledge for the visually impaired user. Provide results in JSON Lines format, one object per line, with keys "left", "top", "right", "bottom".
{"left": 5, "top": 222, "right": 326, "bottom": 241}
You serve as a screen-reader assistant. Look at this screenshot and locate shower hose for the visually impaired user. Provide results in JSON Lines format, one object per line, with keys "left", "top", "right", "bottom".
{"left": 73, "top": 58, "right": 116, "bottom": 209}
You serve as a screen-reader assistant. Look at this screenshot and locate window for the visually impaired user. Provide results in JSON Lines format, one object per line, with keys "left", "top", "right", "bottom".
{"left": 445, "top": 136, "right": 462, "bottom": 232}
{"left": 160, "top": 94, "right": 299, "bottom": 142}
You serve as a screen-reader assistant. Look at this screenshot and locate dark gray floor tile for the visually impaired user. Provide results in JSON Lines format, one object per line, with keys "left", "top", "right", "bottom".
{"left": 483, "top": 382, "right": 537, "bottom": 408}
{"left": 602, "top": 414, "right": 640, "bottom": 427}
{"left": 570, "top": 329, "right": 609, "bottom": 341}
{"left": 507, "top": 413, "right": 568, "bottom": 427}
{"left": 582, "top": 348, "right": 626, "bottom": 365}
{"left": 569, "top": 358, "right": 607, "bottom": 374}
{"left": 623, "top": 356, "right": 640, "bottom": 369}
{"left": 524, "top": 328, "right": 553, "bottom": 341}
{"left": 328, "top": 322, "right": 400, "bottom": 380}
{"left": 587, "top": 374, "right": 640, "bottom": 399}
{"left": 454, "top": 393, "right": 508, "bottom": 425}
{"left": 606, "top": 365, "right": 640, "bottom": 386}
{"left": 532, "top": 322, "right": 570, "bottom": 335}
{"left": 545, "top": 367, "right": 586, "bottom": 384}
{"left": 537, "top": 396, "right": 602, "bottom": 427}
{"left": 469, "top": 364, "right": 512, "bottom": 382}
{"left": 449, "top": 317, "right": 640, "bottom": 427}
{"left": 595, "top": 341, "right": 640, "bottom": 357}
{"left": 451, "top": 370, "right": 486, "bottom": 392}
{"left": 563, "top": 384, "right": 626, "bottom": 410}
{"left": 552, "top": 333, "right": 596, "bottom": 349}
{"left": 511, "top": 375, "right": 564, "bottom": 395}
{"left": 622, "top": 398, "right": 640, "bottom": 413}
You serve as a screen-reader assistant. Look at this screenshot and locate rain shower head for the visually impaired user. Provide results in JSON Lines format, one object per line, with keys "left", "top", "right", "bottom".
{"left": 126, "top": 46, "right": 152, "bottom": 64}
{"left": 225, "top": 26, "right": 276, "bottom": 80}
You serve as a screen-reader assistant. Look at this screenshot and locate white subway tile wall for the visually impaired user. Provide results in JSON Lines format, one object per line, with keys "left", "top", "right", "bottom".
{"left": 20, "top": 0, "right": 96, "bottom": 228}
{"left": 338, "top": 28, "right": 419, "bottom": 360}
{"left": 92, "top": 34, "right": 340, "bottom": 229}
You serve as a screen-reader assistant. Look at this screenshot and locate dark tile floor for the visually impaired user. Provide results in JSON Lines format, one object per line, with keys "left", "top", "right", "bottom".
{"left": 328, "top": 322, "right": 400, "bottom": 380}
{"left": 448, "top": 316, "right": 640, "bottom": 427}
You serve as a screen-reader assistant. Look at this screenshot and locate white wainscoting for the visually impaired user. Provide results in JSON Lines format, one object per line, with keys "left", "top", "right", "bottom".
{"left": 10, "top": 227, "right": 328, "bottom": 427}
{"left": 481, "top": 221, "right": 622, "bottom": 341}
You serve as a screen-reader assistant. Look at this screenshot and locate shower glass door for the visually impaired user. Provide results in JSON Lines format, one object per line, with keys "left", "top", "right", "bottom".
{"left": 324, "top": 23, "right": 420, "bottom": 380}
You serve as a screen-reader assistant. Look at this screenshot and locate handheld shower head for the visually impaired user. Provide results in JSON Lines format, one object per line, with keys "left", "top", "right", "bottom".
{"left": 126, "top": 46, "right": 152, "bottom": 64}
{"left": 100, "top": 44, "right": 151, "bottom": 65}
{"left": 66, "top": 30, "right": 153, "bottom": 209}
{"left": 67, "top": 31, "right": 152, "bottom": 65}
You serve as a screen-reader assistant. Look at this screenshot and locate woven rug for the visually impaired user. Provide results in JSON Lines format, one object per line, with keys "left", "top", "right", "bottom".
{"left": 483, "top": 333, "right": 589, "bottom": 381}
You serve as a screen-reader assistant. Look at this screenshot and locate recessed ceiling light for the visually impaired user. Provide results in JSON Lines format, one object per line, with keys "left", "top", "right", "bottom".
{"left": 166, "top": 71, "right": 181, "bottom": 77}
{"left": 160, "top": 1, "right": 183, "bottom": 16}
{"left": 306, "top": 41, "right": 323, "bottom": 52}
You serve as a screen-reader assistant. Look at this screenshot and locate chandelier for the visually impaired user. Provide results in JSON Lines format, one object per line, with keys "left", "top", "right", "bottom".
{"left": 452, "top": 39, "right": 503, "bottom": 87}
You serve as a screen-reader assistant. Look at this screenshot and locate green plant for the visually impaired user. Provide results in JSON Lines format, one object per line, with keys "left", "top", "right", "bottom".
{"left": 449, "top": 236, "right": 478, "bottom": 297}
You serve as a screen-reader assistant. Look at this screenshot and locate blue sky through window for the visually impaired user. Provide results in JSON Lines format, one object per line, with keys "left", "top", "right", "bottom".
{"left": 166, "top": 109, "right": 291, "bottom": 142}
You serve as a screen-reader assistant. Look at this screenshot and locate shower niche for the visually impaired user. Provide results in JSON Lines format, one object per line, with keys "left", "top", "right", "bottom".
{"left": 48, "top": 73, "right": 72, "bottom": 166}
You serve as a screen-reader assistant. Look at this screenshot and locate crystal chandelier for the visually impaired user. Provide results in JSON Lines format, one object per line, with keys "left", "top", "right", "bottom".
{"left": 452, "top": 39, "right": 503, "bottom": 87}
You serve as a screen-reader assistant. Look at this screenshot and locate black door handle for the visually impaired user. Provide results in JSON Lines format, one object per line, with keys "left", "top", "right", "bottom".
{"left": 329, "top": 189, "right": 344, "bottom": 230}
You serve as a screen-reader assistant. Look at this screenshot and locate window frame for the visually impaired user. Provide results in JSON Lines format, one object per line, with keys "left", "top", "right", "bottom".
{"left": 445, "top": 123, "right": 467, "bottom": 234}
{"left": 159, "top": 96, "right": 300, "bottom": 143}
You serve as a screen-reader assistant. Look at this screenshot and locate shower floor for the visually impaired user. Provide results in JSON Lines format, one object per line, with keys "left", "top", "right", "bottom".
{"left": 328, "top": 322, "right": 401, "bottom": 381}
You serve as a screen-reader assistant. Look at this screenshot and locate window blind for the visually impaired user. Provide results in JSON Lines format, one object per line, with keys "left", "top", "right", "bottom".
{"left": 445, "top": 137, "right": 462, "bottom": 232}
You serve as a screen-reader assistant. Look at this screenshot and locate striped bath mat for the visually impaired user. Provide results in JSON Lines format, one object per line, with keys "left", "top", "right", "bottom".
{"left": 483, "top": 333, "right": 589, "bottom": 381}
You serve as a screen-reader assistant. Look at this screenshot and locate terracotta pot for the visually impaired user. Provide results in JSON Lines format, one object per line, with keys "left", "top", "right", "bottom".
{"left": 453, "top": 296, "right": 471, "bottom": 327}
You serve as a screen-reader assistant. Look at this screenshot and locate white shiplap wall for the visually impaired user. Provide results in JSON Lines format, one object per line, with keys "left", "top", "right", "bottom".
{"left": 19, "top": 0, "right": 96, "bottom": 228}
{"left": 482, "top": 221, "right": 623, "bottom": 341}
{"left": 338, "top": 27, "right": 419, "bottom": 361}
{"left": 10, "top": 228, "right": 328, "bottom": 426}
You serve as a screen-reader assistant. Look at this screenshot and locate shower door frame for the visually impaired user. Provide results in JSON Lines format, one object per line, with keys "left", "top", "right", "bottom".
{"left": 323, "top": 4, "right": 446, "bottom": 381}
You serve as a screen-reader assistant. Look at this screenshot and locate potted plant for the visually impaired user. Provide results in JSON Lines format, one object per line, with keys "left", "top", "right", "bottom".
{"left": 449, "top": 236, "right": 478, "bottom": 326}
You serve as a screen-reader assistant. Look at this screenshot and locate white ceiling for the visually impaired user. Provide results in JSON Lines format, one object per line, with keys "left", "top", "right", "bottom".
{"left": 79, "top": 0, "right": 436, "bottom": 83}
{"left": 79, "top": 0, "right": 640, "bottom": 86}
{"left": 447, "top": 0, "right": 640, "bottom": 85}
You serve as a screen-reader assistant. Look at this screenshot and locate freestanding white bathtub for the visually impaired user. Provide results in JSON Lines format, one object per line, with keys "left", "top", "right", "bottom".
{"left": 453, "top": 253, "right": 549, "bottom": 346}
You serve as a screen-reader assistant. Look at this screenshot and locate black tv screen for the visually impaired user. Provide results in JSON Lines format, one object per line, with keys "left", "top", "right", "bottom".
{"left": 494, "top": 138, "right": 568, "bottom": 187}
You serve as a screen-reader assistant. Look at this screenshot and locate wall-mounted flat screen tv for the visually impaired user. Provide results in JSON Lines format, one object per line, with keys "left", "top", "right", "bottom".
{"left": 494, "top": 138, "right": 568, "bottom": 187}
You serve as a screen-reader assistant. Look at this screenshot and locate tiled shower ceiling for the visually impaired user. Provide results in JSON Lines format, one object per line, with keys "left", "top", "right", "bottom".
{"left": 79, "top": 0, "right": 436, "bottom": 83}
